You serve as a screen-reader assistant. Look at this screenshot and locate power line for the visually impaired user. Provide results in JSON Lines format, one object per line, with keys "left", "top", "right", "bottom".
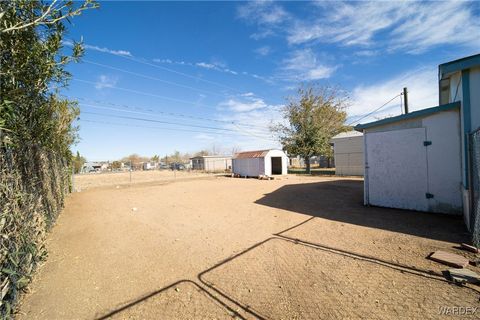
{"left": 65, "top": 95, "right": 269, "bottom": 130}
{"left": 72, "top": 78, "right": 217, "bottom": 109}
{"left": 79, "top": 119, "right": 277, "bottom": 142}
{"left": 72, "top": 96, "right": 266, "bottom": 129}
{"left": 80, "top": 111, "right": 275, "bottom": 138}
{"left": 116, "top": 54, "right": 242, "bottom": 93}
{"left": 82, "top": 59, "right": 226, "bottom": 97}
{"left": 347, "top": 93, "right": 402, "bottom": 126}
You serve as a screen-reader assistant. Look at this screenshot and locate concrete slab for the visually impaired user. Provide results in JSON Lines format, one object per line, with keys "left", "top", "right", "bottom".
{"left": 429, "top": 251, "right": 469, "bottom": 268}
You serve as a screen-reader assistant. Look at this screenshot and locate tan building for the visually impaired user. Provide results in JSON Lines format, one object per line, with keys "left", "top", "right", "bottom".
{"left": 190, "top": 155, "right": 232, "bottom": 172}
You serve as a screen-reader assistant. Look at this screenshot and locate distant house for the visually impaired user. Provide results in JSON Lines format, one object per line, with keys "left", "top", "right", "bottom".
{"left": 143, "top": 162, "right": 157, "bottom": 170}
{"left": 289, "top": 155, "right": 334, "bottom": 168}
{"left": 190, "top": 155, "right": 232, "bottom": 172}
{"left": 355, "top": 54, "right": 480, "bottom": 225}
{"left": 82, "top": 162, "right": 108, "bottom": 173}
{"left": 232, "top": 149, "right": 288, "bottom": 177}
{"left": 331, "top": 131, "right": 364, "bottom": 176}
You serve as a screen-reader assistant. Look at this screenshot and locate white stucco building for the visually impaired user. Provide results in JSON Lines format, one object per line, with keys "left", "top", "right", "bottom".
{"left": 232, "top": 149, "right": 289, "bottom": 177}
{"left": 355, "top": 54, "right": 480, "bottom": 222}
{"left": 331, "top": 131, "right": 364, "bottom": 176}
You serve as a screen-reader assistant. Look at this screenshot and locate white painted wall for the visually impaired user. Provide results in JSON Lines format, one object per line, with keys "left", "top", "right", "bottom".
{"left": 366, "top": 127, "right": 429, "bottom": 211}
{"left": 263, "top": 150, "right": 289, "bottom": 176}
{"left": 333, "top": 135, "right": 364, "bottom": 176}
{"left": 423, "top": 110, "right": 463, "bottom": 213}
{"left": 364, "top": 109, "right": 462, "bottom": 214}
{"left": 204, "top": 157, "right": 232, "bottom": 172}
{"left": 232, "top": 158, "right": 264, "bottom": 176}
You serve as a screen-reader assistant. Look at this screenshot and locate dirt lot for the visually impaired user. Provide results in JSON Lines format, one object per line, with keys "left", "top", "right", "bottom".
{"left": 73, "top": 170, "right": 212, "bottom": 191}
{"left": 18, "top": 176, "right": 480, "bottom": 319}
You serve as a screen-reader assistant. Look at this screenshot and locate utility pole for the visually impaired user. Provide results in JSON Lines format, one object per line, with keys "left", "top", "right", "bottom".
{"left": 403, "top": 87, "right": 409, "bottom": 114}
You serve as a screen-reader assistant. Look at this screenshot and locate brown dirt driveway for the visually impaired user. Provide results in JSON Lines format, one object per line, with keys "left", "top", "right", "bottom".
{"left": 17, "top": 176, "right": 480, "bottom": 319}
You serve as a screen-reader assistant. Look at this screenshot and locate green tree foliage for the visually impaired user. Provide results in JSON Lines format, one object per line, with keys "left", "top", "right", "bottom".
{"left": 1, "top": 0, "right": 97, "bottom": 156}
{"left": 0, "top": 1, "right": 97, "bottom": 317}
{"left": 111, "top": 161, "right": 122, "bottom": 170}
{"left": 271, "top": 85, "right": 350, "bottom": 173}
{"left": 72, "top": 151, "right": 86, "bottom": 174}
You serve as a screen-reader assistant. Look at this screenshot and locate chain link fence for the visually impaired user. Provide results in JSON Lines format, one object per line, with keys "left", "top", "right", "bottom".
{"left": 470, "top": 128, "right": 480, "bottom": 247}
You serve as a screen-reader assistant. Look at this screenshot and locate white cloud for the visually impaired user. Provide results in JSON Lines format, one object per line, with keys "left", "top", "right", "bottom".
{"left": 95, "top": 75, "right": 118, "bottom": 90}
{"left": 237, "top": 0, "right": 289, "bottom": 26}
{"left": 153, "top": 58, "right": 272, "bottom": 83}
{"left": 63, "top": 40, "right": 132, "bottom": 57}
{"left": 85, "top": 44, "right": 132, "bottom": 57}
{"left": 213, "top": 93, "right": 284, "bottom": 149}
{"left": 219, "top": 98, "right": 268, "bottom": 113}
{"left": 255, "top": 46, "right": 272, "bottom": 56}
{"left": 218, "top": 93, "right": 283, "bottom": 113}
{"left": 349, "top": 67, "right": 438, "bottom": 125}
{"left": 194, "top": 133, "right": 215, "bottom": 141}
{"left": 237, "top": 0, "right": 290, "bottom": 40}
{"left": 286, "top": 1, "right": 480, "bottom": 54}
{"left": 281, "top": 49, "right": 337, "bottom": 81}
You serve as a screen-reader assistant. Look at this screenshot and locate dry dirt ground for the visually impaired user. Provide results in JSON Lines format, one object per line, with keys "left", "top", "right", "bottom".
{"left": 73, "top": 170, "right": 212, "bottom": 191}
{"left": 17, "top": 175, "right": 480, "bottom": 319}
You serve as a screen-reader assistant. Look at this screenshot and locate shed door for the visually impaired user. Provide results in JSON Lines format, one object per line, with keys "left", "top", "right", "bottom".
{"left": 366, "top": 127, "right": 429, "bottom": 211}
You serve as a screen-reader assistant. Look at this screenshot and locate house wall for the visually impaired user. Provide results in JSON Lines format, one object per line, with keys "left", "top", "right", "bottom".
{"left": 191, "top": 158, "right": 205, "bottom": 170}
{"left": 333, "top": 135, "right": 364, "bottom": 176}
{"left": 443, "top": 67, "right": 480, "bottom": 225}
{"left": 204, "top": 157, "right": 232, "bottom": 172}
{"left": 470, "top": 67, "right": 480, "bottom": 131}
{"left": 232, "top": 158, "right": 264, "bottom": 176}
{"left": 364, "top": 109, "right": 462, "bottom": 214}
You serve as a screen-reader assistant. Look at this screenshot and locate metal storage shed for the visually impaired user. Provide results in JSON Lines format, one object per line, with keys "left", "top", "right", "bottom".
{"left": 355, "top": 102, "right": 462, "bottom": 214}
{"left": 190, "top": 155, "right": 232, "bottom": 172}
{"left": 331, "top": 131, "right": 364, "bottom": 176}
{"left": 232, "top": 149, "right": 289, "bottom": 177}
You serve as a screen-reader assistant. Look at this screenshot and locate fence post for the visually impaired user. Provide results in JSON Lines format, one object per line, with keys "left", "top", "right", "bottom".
{"left": 71, "top": 166, "right": 75, "bottom": 192}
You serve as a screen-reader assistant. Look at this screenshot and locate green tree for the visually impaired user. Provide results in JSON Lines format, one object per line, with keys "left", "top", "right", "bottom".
{"left": 0, "top": 1, "right": 97, "bottom": 316}
{"left": 72, "top": 151, "right": 86, "bottom": 174}
{"left": 1, "top": 0, "right": 97, "bottom": 156}
{"left": 111, "top": 161, "right": 122, "bottom": 170}
{"left": 271, "top": 85, "right": 349, "bottom": 173}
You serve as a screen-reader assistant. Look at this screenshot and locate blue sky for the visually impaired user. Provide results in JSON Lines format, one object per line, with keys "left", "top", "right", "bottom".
{"left": 62, "top": 1, "right": 480, "bottom": 161}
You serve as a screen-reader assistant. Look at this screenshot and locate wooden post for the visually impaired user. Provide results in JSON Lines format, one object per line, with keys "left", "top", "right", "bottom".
{"left": 403, "top": 87, "right": 409, "bottom": 114}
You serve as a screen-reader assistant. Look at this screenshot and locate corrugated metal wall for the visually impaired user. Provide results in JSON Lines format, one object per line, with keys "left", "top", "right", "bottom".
{"left": 333, "top": 136, "right": 364, "bottom": 176}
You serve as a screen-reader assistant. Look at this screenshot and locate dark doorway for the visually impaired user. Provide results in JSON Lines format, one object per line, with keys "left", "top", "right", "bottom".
{"left": 271, "top": 157, "right": 282, "bottom": 175}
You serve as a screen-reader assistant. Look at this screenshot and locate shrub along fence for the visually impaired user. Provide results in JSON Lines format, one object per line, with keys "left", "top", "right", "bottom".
{"left": 0, "top": 144, "right": 71, "bottom": 317}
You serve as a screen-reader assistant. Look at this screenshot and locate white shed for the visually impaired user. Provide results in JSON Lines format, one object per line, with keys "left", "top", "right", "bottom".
{"left": 232, "top": 149, "right": 289, "bottom": 177}
{"left": 355, "top": 103, "right": 462, "bottom": 214}
{"left": 331, "top": 131, "right": 364, "bottom": 176}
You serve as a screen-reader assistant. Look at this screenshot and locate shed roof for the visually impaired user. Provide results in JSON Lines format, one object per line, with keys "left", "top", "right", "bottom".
{"left": 354, "top": 101, "right": 460, "bottom": 131}
{"left": 439, "top": 53, "right": 480, "bottom": 79}
{"left": 190, "top": 155, "right": 232, "bottom": 159}
{"left": 233, "top": 150, "right": 270, "bottom": 159}
{"left": 331, "top": 131, "right": 363, "bottom": 140}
